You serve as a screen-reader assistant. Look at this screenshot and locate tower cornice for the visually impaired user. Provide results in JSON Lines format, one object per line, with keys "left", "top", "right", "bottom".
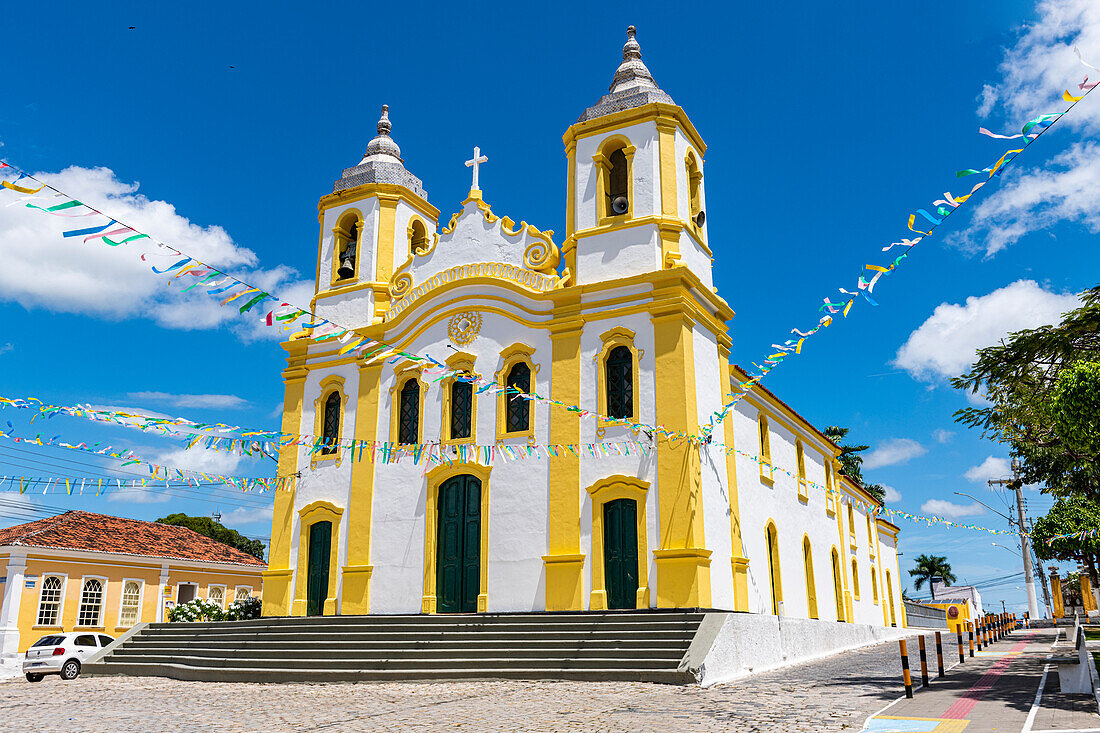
{"left": 563, "top": 102, "right": 706, "bottom": 156}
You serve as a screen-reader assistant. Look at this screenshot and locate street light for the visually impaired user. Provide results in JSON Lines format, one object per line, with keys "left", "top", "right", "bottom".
{"left": 954, "top": 491, "right": 1013, "bottom": 522}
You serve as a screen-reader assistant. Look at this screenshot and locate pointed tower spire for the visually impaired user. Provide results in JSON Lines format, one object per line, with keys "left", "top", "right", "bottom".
{"left": 577, "top": 26, "right": 674, "bottom": 122}
{"left": 334, "top": 104, "right": 427, "bottom": 200}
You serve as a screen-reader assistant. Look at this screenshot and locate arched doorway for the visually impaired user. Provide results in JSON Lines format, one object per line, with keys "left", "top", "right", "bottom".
{"left": 766, "top": 522, "right": 782, "bottom": 615}
{"left": 802, "top": 536, "right": 818, "bottom": 619}
{"left": 436, "top": 474, "right": 482, "bottom": 613}
{"left": 306, "top": 520, "right": 332, "bottom": 617}
{"left": 831, "top": 548, "right": 846, "bottom": 622}
{"left": 603, "top": 498, "right": 639, "bottom": 609}
{"left": 886, "top": 570, "right": 897, "bottom": 626}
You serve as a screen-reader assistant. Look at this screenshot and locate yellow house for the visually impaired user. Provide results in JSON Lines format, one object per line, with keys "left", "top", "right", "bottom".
{"left": 0, "top": 511, "right": 265, "bottom": 655}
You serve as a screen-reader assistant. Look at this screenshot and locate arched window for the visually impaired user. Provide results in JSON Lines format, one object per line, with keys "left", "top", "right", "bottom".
{"left": 399, "top": 379, "right": 421, "bottom": 445}
{"left": 118, "top": 580, "right": 142, "bottom": 626}
{"left": 607, "top": 148, "right": 629, "bottom": 217}
{"left": 36, "top": 576, "right": 64, "bottom": 626}
{"left": 803, "top": 536, "right": 818, "bottom": 620}
{"left": 795, "top": 440, "right": 808, "bottom": 500}
{"left": 871, "top": 566, "right": 879, "bottom": 604}
{"left": 505, "top": 362, "right": 531, "bottom": 433}
{"left": 605, "top": 346, "right": 634, "bottom": 420}
{"left": 334, "top": 213, "right": 360, "bottom": 282}
{"left": 686, "top": 151, "right": 702, "bottom": 220}
{"left": 321, "top": 391, "right": 341, "bottom": 455}
{"left": 208, "top": 585, "right": 225, "bottom": 610}
{"left": 235, "top": 586, "right": 252, "bottom": 602}
{"left": 78, "top": 578, "right": 104, "bottom": 627}
{"left": 885, "top": 570, "right": 896, "bottom": 626}
{"left": 825, "top": 462, "right": 836, "bottom": 515}
{"left": 765, "top": 522, "right": 782, "bottom": 615}
{"left": 758, "top": 413, "right": 773, "bottom": 482}
{"left": 847, "top": 501, "right": 857, "bottom": 546}
{"left": 831, "top": 549, "right": 846, "bottom": 622}
{"left": 450, "top": 379, "right": 473, "bottom": 440}
{"left": 596, "top": 138, "right": 634, "bottom": 222}
{"left": 851, "top": 558, "right": 860, "bottom": 600}
{"left": 409, "top": 218, "right": 429, "bottom": 255}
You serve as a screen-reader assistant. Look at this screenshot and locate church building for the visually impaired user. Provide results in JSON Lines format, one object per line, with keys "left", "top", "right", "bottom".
{"left": 262, "top": 27, "right": 905, "bottom": 628}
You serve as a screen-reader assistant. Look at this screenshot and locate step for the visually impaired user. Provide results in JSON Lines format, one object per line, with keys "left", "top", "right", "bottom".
{"left": 108, "top": 646, "right": 685, "bottom": 662}
{"left": 121, "top": 638, "right": 689, "bottom": 653}
{"left": 129, "top": 630, "right": 695, "bottom": 645}
{"left": 97, "top": 654, "right": 681, "bottom": 671}
{"left": 140, "top": 620, "right": 701, "bottom": 635}
{"left": 145, "top": 612, "right": 705, "bottom": 628}
{"left": 84, "top": 661, "right": 694, "bottom": 684}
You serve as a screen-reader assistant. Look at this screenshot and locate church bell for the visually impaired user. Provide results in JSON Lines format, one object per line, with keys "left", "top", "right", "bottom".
{"left": 337, "top": 245, "right": 356, "bottom": 280}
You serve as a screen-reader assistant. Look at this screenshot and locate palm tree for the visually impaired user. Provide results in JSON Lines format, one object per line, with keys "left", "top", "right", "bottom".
{"left": 909, "top": 554, "right": 957, "bottom": 601}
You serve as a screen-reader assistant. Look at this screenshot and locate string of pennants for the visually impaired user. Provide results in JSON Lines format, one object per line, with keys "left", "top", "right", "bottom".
{"left": 0, "top": 474, "right": 290, "bottom": 496}
{"left": 697, "top": 46, "right": 1100, "bottom": 441}
{"left": 1044, "top": 529, "right": 1100, "bottom": 546}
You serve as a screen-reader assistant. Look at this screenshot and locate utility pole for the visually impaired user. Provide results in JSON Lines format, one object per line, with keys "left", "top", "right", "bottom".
{"left": 989, "top": 460, "right": 1039, "bottom": 619}
{"left": 1030, "top": 518, "right": 1054, "bottom": 619}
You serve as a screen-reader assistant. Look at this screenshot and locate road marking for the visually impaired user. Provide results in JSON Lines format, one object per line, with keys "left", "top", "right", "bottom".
{"left": 1020, "top": 663, "right": 1049, "bottom": 733}
{"left": 941, "top": 636, "right": 1033, "bottom": 719}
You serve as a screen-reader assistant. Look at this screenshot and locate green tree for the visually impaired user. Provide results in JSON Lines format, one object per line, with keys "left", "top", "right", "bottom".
{"left": 823, "top": 425, "right": 887, "bottom": 504}
{"left": 952, "top": 286, "right": 1100, "bottom": 497}
{"left": 908, "top": 554, "right": 956, "bottom": 600}
{"left": 156, "top": 513, "right": 266, "bottom": 560}
{"left": 1030, "top": 496, "right": 1100, "bottom": 592}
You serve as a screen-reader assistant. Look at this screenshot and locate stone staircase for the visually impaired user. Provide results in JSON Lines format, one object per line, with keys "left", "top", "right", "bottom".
{"left": 85, "top": 611, "right": 706, "bottom": 683}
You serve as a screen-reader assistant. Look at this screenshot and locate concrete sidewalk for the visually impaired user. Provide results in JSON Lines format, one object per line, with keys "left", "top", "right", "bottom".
{"left": 862, "top": 627, "right": 1100, "bottom": 733}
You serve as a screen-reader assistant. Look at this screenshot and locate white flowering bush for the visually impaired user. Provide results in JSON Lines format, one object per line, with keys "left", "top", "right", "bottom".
{"left": 225, "top": 596, "right": 262, "bottom": 621}
{"left": 168, "top": 597, "right": 225, "bottom": 622}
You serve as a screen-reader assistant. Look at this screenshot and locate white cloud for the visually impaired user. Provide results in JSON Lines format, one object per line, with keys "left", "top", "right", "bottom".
{"left": 127, "top": 391, "right": 248, "bottom": 410}
{"left": 893, "top": 280, "right": 1080, "bottom": 382}
{"left": 0, "top": 342, "right": 12, "bottom": 356}
{"left": 947, "top": 143, "right": 1100, "bottom": 257}
{"left": 108, "top": 486, "right": 172, "bottom": 504}
{"left": 0, "top": 165, "right": 312, "bottom": 341}
{"left": 920, "top": 499, "right": 987, "bottom": 519}
{"left": 883, "top": 485, "right": 903, "bottom": 503}
{"left": 863, "top": 438, "right": 927, "bottom": 469}
{"left": 932, "top": 429, "right": 955, "bottom": 444}
{"left": 965, "top": 456, "right": 1012, "bottom": 483}
{"left": 976, "top": 0, "right": 1100, "bottom": 135}
{"left": 151, "top": 446, "right": 247, "bottom": 475}
{"left": 224, "top": 505, "right": 274, "bottom": 527}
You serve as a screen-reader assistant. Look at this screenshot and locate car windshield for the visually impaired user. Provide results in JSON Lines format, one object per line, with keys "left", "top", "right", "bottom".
{"left": 31, "top": 636, "right": 65, "bottom": 647}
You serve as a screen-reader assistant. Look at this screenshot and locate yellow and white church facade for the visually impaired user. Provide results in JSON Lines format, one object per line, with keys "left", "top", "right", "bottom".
{"left": 262, "top": 27, "right": 906, "bottom": 627}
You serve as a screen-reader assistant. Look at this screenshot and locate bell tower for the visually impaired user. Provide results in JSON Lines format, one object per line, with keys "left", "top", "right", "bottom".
{"left": 562, "top": 27, "right": 711, "bottom": 289}
{"left": 313, "top": 105, "right": 440, "bottom": 327}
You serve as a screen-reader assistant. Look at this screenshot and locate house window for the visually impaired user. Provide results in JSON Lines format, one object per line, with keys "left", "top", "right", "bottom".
{"left": 36, "top": 576, "right": 64, "bottom": 626}
{"left": 851, "top": 558, "right": 860, "bottom": 600}
{"left": 398, "top": 379, "right": 420, "bottom": 444}
{"left": 208, "top": 585, "right": 225, "bottom": 610}
{"left": 235, "top": 587, "right": 252, "bottom": 602}
{"left": 118, "top": 581, "right": 142, "bottom": 626}
{"left": 758, "top": 414, "right": 773, "bottom": 483}
{"left": 450, "top": 379, "right": 473, "bottom": 440}
{"left": 605, "top": 346, "right": 634, "bottom": 420}
{"left": 77, "top": 578, "right": 104, "bottom": 627}
{"left": 505, "top": 361, "right": 531, "bottom": 433}
{"left": 321, "top": 391, "right": 341, "bottom": 454}
{"left": 796, "top": 440, "right": 808, "bottom": 501}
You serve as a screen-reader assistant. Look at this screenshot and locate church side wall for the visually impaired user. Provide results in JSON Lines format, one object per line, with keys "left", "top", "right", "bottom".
{"left": 575, "top": 225, "right": 662, "bottom": 286}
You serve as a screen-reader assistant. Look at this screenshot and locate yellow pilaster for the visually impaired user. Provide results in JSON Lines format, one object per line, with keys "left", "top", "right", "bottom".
{"left": 717, "top": 339, "right": 749, "bottom": 611}
{"left": 261, "top": 342, "right": 308, "bottom": 617}
{"left": 340, "top": 360, "right": 383, "bottom": 614}
{"left": 650, "top": 299, "right": 711, "bottom": 608}
{"left": 372, "top": 194, "right": 400, "bottom": 321}
{"left": 1050, "top": 572, "right": 1064, "bottom": 618}
{"left": 543, "top": 300, "right": 585, "bottom": 610}
{"left": 655, "top": 119, "right": 681, "bottom": 267}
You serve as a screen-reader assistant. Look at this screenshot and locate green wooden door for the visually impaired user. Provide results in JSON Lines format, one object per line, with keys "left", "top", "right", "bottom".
{"left": 603, "top": 498, "right": 638, "bottom": 610}
{"left": 436, "top": 475, "right": 481, "bottom": 613}
{"left": 306, "top": 520, "right": 332, "bottom": 616}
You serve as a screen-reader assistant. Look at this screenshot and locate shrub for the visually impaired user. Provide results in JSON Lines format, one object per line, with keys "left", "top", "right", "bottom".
{"left": 225, "top": 595, "right": 262, "bottom": 621}
{"left": 168, "top": 597, "right": 225, "bottom": 622}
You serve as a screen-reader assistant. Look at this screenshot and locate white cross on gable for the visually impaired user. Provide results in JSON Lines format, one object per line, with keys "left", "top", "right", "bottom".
{"left": 465, "top": 146, "right": 488, "bottom": 191}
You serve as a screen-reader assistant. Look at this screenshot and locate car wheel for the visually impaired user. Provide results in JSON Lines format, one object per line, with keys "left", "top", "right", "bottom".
{"left": 59, "top": 660, "right": 81, "bottom": 680}
{"left": 25, "top": 673, "right": 44, "bottom": 682}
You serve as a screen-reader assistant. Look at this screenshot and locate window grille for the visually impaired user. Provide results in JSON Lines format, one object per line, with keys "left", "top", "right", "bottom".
{"left": 399, "top": 379, "right": 420, "bottom": 444}
{"left": 36, "top": 576, "right": 63, "bottom": 626}
{"left": 77, "top": 578, "right": 104, "bottom": 627}
{"left": 235, "top": 587, "right": 251, "bottom": 601}
{"left": 605, "top": 346, "right": 633, "bottom": 419}
{"left": 450, "top": 380, "right": 473, "bottom": 440}
{"left": 119, "top": 581, "right": 141, "bottom": 626}
{"left": 321, "top": 391, "right": 341, "bottom": 454}
{"left": 505, "top": 362, "right": 531, "bottom": 433}
{"left": 208, "top": 585, "right": 224, "bottom": 610}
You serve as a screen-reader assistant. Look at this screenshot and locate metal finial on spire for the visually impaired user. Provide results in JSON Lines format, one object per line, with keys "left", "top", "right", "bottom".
{"left": 623, "top": 25, "right": 641, "bottom": 60}
{"left": 376, "top": 104, "right": 392, "bottom": 136}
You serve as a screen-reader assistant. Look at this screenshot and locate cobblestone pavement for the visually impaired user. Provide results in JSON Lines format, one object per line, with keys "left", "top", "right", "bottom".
{"left": 0, "top": 642, "right": 907, "bottom": 732}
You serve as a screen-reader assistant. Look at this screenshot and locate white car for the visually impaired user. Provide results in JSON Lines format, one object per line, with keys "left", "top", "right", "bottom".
{"left": 22, "top": 632, "right": 114, "bottom": 682}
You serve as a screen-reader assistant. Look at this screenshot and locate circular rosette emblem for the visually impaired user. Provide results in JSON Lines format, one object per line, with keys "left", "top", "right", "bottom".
{"left": 447, "top": 311, "right": 482, "bottom": 347}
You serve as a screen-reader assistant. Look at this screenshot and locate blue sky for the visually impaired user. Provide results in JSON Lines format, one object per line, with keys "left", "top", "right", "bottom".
{"left": 1, "top": 0, "right": 1098, "bottom": 614}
